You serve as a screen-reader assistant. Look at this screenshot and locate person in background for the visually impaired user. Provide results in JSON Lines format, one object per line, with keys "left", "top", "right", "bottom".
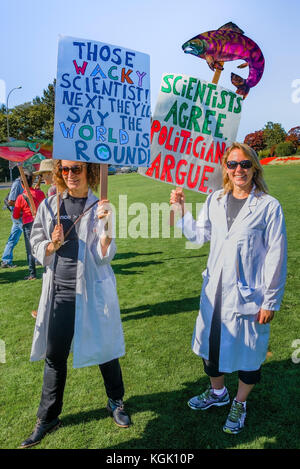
{"left": 170, "top": 142, "right": 287, "bottom": 434}
{"left": 13, "top": 170, "right": 45, "bottom": 280}
{"left": 20, "top": 160, "right": 130, "bottom": 449}
{"left": 31, "top": 159, "right": 56, "bottom": 318}
{"left": 33, "top": 159, "right": 56, "bottom": 197}
{"left": 1, "top": 176, "right": 23, "bottom": 268}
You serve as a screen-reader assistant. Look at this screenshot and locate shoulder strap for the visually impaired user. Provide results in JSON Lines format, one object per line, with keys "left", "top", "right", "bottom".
{"left": 22, "top": 194, "right": 30, "bottom": 205}
{"left": 22, "top": 193, "right": 37, "bottom": 217}
{"left": 63, "top": 199, "right": 99, "bottom": 241}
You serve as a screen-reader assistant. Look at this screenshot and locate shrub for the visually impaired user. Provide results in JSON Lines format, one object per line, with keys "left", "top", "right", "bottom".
{"left": 285, "top": 134, "right": 299, "bottom": 150}
{"left": 286, "top": 126, "right": 300, "bottom": 146}
{"left": 263, "top": 122, "right": 286, "bottom": 148}
{"left": 270, "top": 145, "right": 278, "bottom": 156}
{"left": 258, "top": 149, "right": 270, "bottom": 159}
{"left": 275, "top": 141, "right": 296, "bottom": 157}
{"left": 244, "top": 130, "right": 266, "bottom": 152}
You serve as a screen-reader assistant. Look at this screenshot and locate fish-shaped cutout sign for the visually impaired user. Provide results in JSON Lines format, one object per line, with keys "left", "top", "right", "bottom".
{"left": 182, "top": 22, "right": 265, "bottom": 98}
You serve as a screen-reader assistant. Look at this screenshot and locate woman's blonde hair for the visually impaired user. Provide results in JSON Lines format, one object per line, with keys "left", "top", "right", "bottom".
{"left": 222, "top": 142, "right": 268, "bottom": 194}
{"left": 53, "top": 160, "right": 100, "bottom": 192}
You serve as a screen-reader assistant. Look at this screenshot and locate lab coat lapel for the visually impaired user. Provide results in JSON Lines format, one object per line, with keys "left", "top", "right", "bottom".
{"left": 218, "top": 192, "right": 229, "bottom": 234}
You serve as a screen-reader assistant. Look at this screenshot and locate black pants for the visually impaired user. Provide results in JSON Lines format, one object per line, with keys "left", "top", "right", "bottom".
{"left": 37, "top": 284, "right": 124, "bottom": 422}
{"left": 203, "top": 275, "right": 261, "bottom": 386}
{"left": 202, "top": 359, "right": 261, "bottom": 385}
{"left": 23, "top": 222, "right": 36, "bottom": 277}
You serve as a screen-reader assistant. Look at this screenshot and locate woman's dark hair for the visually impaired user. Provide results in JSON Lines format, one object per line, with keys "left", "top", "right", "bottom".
{"left": 53, "top": 160, "right": 100, "bottom": 192}
{"left": 22, "top": 170, "right": 33, "bottom": 188}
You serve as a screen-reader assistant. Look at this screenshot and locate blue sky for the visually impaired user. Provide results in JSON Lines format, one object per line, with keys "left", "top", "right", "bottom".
{"left": 1, "top": 0, "right": 299, "bottom": 140}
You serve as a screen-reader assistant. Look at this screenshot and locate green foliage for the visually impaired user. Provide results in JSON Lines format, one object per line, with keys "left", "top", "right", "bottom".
{"left": 263, "top": 122, "right": 286, "bottom": 148}
{"left": 6, "top": 102, "right": 52, "bottom": 141}
{"left": 0, "top": 80, "right": 55, "bottom": 143}
{"left": 275, "top": 141, "right": 296, "bottom": 157}
{"left": 258, "top": 149, "right": 270, "bottom": 159}
{"left": 245, "top": 124, "right": 300, "bottom": 159}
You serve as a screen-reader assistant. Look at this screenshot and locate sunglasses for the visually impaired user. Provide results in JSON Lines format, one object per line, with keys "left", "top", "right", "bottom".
{"left": 60, "top": 165, "right": 84, "bottom": 175}
{"left": 226, "top": 160, "right": 253, "bottom": 170}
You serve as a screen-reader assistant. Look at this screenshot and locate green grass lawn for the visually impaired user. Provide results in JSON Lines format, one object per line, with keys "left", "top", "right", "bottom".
{"left": 0, "top": 165, "right": 299, "bottom": 449}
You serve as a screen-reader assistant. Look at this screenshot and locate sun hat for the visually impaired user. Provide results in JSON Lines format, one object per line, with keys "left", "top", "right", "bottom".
{"left": 33, "top": 159, "right": 55, "bottom": 175}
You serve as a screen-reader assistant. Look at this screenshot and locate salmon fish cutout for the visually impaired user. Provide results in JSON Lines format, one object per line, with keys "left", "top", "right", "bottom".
{"left": 182, "top": 22, "right": 265, "bottom": 98}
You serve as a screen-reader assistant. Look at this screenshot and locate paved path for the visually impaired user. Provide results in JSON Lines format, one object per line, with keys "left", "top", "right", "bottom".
{"left": 0, "top": 183, "right": 12, "bottom": 190}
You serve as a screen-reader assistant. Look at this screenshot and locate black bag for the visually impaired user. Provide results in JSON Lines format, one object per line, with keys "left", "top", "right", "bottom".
{"left": 3, "top": 192, "right": 13, "bottom": 212}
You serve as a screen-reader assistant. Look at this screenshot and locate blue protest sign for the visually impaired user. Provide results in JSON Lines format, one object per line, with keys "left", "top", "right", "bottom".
{"left": 53, "top": 36, "right": 151, "bottom": 166}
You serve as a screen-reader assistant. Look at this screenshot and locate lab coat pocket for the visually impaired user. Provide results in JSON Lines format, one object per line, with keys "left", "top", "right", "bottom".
{"left": 94, "top": 277, "right": 120, "bottom": 320}
{"left": 237, "top": 229, "right": 264, "bottom": 268}
{"left": 237, "top": 281, "right": 257, "bottom": 301}
{"left": 233, "top": 313, "right": 270, "bottom": 355}
{"left": 237, "top": 232, "right": 255, "bottom": 262}
{"left": 235, "top": 281, "right": 263, "bottom": 315}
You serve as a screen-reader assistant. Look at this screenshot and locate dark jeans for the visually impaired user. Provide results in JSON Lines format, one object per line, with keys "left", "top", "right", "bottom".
{"left": 37, "top": 284, "right": 124, "bottom": 422}
{"left": 23, "top": 221, "right": 36, "bottom": 277}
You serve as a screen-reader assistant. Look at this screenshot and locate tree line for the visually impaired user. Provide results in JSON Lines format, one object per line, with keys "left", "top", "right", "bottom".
{"left": 0, "top": 80, "right": 55, "bottom": 142}
{"left": 243, "top": 123, "right": 300, "bottom": 158}
{"left": 0, "top": 79, "right": 299, "bottom": 179}
{"left": 0, "top": 81, "right": 55, "bottom": 180}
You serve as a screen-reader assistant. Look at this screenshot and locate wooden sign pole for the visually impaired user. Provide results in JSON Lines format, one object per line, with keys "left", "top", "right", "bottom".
{"left": 100, "top": 164, "right": 108, "bottom": 200}
{"left": 99, "top": 164, "right": 108, "bottom": 219}
{"left": 18, "top": 165, "right": 37, "bottom": 218}
{"left": 170, "top": 64, "right": 224, "bottom": 226}
{"left": 33, "top": 175, "right": 42, "bottom": 189}
{"left": 56, "top": 188, "right": 61, "bottom": 226}
{"left": 212, "top": 63, "right": 224, "bottom": 85}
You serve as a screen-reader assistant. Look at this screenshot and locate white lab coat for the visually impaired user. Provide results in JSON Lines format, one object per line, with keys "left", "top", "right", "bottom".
{"left": 29, "top": 189, "right": 125, "bottom": 368}
{"left": 178, "top": 186, "right": 287, "bottom": 372}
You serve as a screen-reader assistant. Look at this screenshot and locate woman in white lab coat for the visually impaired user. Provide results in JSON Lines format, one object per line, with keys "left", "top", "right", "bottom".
{"left": 170, "top": 142, "right": 287, "bottom": 434}
{"left": 20, "top": 160, "right": 130, "bottom": 449}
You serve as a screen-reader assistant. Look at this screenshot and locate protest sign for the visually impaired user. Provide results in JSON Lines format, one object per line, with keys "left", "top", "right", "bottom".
{"left": 53, "top": 36, "right": 151, "bottom": 166}
{"left": 139, "top": 73, "right": 243, "bottom": 195}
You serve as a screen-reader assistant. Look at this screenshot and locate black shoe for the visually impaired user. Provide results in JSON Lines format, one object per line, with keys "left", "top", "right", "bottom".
{"left": 19, "top": 418, "right": 61, "bottom": 448}
{"left": 107, "top": 399, "right": 131, "bottom": 428}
